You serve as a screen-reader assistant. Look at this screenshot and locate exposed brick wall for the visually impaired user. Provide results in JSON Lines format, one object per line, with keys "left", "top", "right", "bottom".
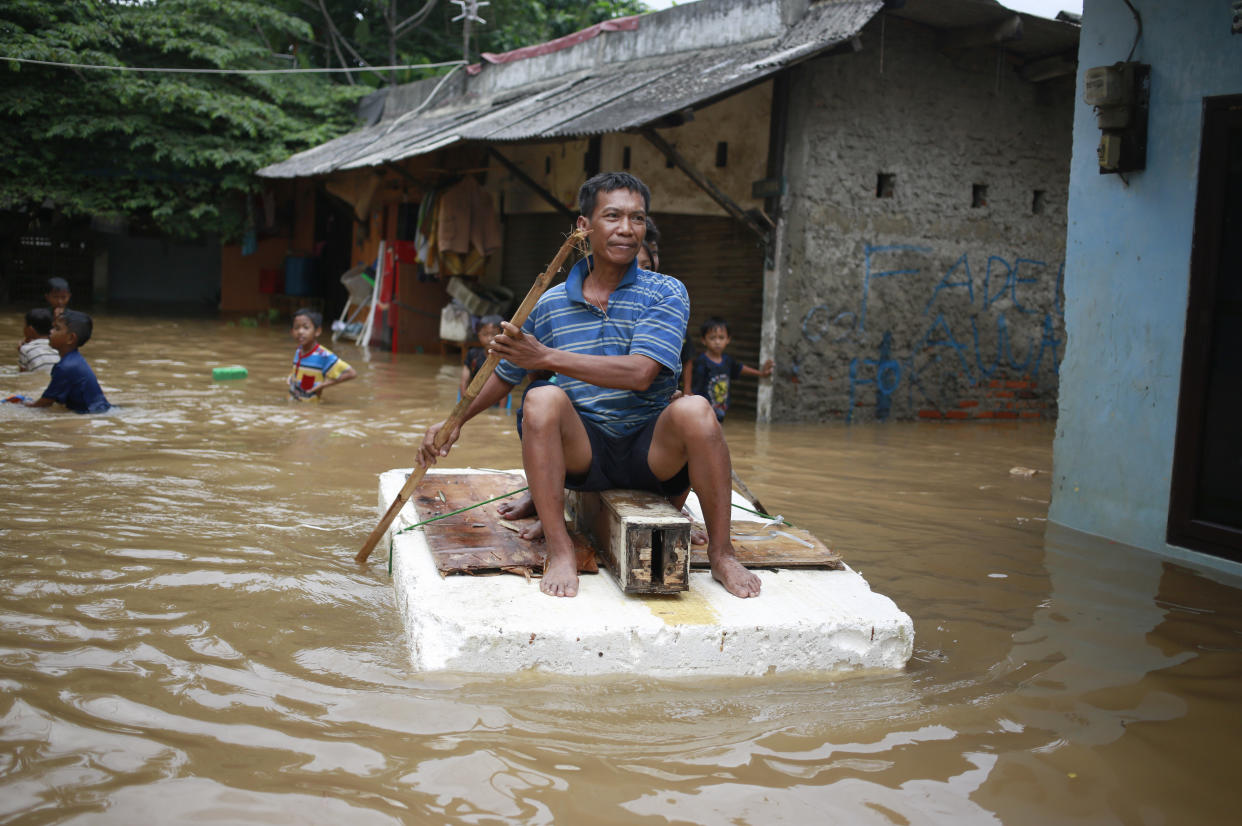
{"left": 918, "top": 379, "right": 1054, "bottom": 420}
{"left": 768, "top": 15, "right": 1072, "bottom": 423}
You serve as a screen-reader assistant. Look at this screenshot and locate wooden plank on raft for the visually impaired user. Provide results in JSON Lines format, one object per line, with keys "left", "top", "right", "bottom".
{"left": 417, "top": 473, "right": 597, "bottom": 577}
{"left": 414, "top": 473, "right": 841, "bottom": 581}
{"left": 690, "top": 524, "right": 844, "bottom": 570}
{"left": 566, "top": 489, "right": 691, "bottom": 594}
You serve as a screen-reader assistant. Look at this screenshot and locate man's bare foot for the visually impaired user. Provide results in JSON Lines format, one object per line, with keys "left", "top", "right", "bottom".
{"left": 708, "top": 546, "right": 761, "bottom": 598}
{"left": 498, "top": 493, "right": 544, "bottom": 540}
{"left": 540, "top": 542, "right": 579, "bottom": 597}
{"left": 498, "top": 492, "right": 535, "bottom": 519}
{"left": 676, "top": 505, "right": 708, "bottom": 545}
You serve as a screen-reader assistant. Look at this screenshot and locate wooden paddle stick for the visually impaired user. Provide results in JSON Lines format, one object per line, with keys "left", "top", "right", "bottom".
{"left": 730, "top": 469, "right": 771, "bottom": 517}
{"left": 356, "top": 228, "right": 590, "bottom": 563}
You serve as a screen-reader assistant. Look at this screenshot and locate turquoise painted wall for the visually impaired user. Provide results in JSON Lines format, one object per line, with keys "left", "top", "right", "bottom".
{"left": 1050, "top": 0, "right": 1242, "bottom": 567}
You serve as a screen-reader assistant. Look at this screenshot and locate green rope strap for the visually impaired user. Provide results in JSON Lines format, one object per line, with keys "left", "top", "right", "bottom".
{"left": 733, "top": 503, "right": 791, "bottom": 525}
{"left": 388, "top": 486, "right": 529, "bottom": 575}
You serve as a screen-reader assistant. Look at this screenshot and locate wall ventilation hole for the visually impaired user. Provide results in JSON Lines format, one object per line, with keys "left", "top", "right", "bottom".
{"left": 715, "top": 141, "right": 728, "bottom": 168}
{"left": 1032, "top": 189, "right": 1047, "bottom": 214}
{"left": 876, "top": 173, "right": 896, "bottom": 198}
{"left": 972, "top": 184, "right": 989, "bottom": 208}
{"left": 622, "top": 146, "right": 631, "bottom": 169}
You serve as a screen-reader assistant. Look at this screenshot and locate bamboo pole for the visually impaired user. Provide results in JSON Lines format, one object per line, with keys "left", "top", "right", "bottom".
{"left": 730, "top": 469, "right": 771, "bottom": 518}
{"left": 356, "top": 227, "right": 589, "bottom": 563}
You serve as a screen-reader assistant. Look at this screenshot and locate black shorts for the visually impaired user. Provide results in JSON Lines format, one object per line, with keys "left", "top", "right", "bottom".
{"left": 517, "top": 381, "right": 691, "bottom": 497}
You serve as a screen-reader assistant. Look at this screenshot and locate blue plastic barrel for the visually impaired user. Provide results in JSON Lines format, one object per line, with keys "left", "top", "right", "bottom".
{"left": 284, "top": 256, "right": 319, "bottom": 296}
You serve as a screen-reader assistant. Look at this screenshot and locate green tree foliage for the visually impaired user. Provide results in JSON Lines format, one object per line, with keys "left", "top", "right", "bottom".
{"left": 300, "top": 0, "right": 651, "bottom": 86}
{"left": 0, "top": 0, "right": 649, "bottom": 238}
{"left": 0, "top": 0, "right": 366, "bottom": 238}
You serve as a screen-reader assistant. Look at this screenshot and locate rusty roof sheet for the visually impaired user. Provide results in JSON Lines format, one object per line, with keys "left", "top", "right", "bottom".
{"left": 258, "top": 0, "right": 884, "bottom": 179}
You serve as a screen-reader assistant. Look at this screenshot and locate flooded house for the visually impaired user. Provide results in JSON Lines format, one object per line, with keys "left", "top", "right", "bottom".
{"left": 249, "top": 0, "right": 1080, "bottom": 423}
{"left": 1049, "top": 0, "right": 1242, "bottom": 578}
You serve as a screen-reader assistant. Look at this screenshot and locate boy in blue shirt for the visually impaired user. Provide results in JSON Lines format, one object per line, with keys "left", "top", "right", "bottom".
{"left": 22, "top": 310, "right": 110, "bottom": 413}
{"left": 689, "top": 316, "right": 773, "bottom": 421}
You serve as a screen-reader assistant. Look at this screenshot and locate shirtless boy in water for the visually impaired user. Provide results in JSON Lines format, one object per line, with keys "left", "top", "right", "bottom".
{"left": 417, "top": 172, "right": 759, "bottom": 600}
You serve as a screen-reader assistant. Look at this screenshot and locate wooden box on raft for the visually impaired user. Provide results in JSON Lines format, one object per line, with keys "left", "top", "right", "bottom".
{"left": 566, "top": 489, "right": 691, "bottom": 594}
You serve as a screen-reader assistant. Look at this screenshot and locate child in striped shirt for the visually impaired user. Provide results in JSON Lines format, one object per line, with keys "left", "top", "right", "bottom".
{"left": 18, "top": 308, "right": 60, "bottom": 373}
{"left": 288, "top": 309, "right": 356, "bottom": 402}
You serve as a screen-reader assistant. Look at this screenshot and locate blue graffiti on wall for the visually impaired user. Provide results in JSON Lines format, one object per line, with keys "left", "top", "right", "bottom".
{"left": 800, "top": 246, "right": 1065, "bottom": 421}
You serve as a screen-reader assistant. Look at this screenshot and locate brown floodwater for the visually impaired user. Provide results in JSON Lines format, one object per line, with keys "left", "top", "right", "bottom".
{"left": 1, "top": 310, "right": 1240, "bottom": 825}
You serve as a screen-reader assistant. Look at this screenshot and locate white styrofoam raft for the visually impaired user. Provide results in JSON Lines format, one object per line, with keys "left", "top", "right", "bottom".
{"left": 379, "top": 468, "right": 914, "bottom": 676}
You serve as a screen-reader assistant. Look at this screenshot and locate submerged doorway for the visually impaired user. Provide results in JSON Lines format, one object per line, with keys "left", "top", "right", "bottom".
{"left": 1168, "top": 95, "right": 1242, "bottom": 562}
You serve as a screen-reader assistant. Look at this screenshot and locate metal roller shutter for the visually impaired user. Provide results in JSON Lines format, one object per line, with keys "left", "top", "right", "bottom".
{"left": 655, "top": 214, "right": 766, "bottom": 419}
{"left": 499, "top": 213, "right": 577, "bottom": 300}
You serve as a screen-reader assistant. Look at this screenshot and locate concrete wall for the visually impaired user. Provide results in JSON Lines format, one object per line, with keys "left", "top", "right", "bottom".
{"left": 1048, "top": 0, "right": 1242, "bottom": 572}
{"left": 768, "top": 15, "right": 1073, "bottom": 423}
{"left": 106, "top": 234, "right": 221, "bottom": 312}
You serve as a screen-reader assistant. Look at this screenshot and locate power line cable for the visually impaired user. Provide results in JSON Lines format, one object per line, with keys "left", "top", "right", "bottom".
{"left": 0, "top": 56, "right": 467, "bottom": 75}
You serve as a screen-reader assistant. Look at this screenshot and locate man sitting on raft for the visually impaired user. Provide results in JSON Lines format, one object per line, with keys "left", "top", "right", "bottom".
{"left": 417, "top": 172, "right": 760, "bottom": 600}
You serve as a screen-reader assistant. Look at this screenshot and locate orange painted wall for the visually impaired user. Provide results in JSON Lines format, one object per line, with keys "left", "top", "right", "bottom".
{"left": 220, "top": 237, "right": 287, "bottom": 313}
{"left": 218, "top": 180, "right": 316, "bottom": 315}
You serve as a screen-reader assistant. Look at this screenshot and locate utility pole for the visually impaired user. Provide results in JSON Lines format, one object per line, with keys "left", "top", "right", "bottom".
{"left": 450, "top": 0, "right": 489, "bottom": 63}
{"left": 389, "top": 0, "right": 399, "bottom": 86}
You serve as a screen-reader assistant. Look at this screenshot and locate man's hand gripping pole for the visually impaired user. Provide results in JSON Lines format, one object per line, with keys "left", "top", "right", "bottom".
{"left": 355, "top": 228, "right": 590, "bottom": 563}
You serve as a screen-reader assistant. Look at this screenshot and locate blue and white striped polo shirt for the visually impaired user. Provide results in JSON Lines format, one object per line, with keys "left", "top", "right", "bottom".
{"left": 495, "top": 256, "right": 690, "bottom": 437}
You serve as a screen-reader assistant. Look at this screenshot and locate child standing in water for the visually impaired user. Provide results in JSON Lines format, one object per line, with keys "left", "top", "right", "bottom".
{"left": 689, "top": 316, "right": 773, "bottom": 421}
{"left": 288, "top": 309, "right": 356, "bottom": 401}
{"left": 459, "top": 314, "right": 503, "bottom": 396}
{"left": 21, "top": 310, "right": 110, "bottom": 413}
{"left": 17, "top": 308, "right": 60, "bottom": 373}
{"left": 45, "top": 277, "right": 71, "bottom": 319}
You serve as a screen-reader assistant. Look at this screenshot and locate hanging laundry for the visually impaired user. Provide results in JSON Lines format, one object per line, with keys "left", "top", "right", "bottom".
{"left": 440, "top": 248, "right": 487, "bottom": 277}
{"left": 241, "top": 196, "right": 257, "bottom": 256}
{"left": 414, "top": 187, "right": 436, "bottom": 266}
{"left": 436, "top": 176, "right": 502, "bottom": 258}
{"left": 422, "top": 195, "right": 441, "bottom": 277}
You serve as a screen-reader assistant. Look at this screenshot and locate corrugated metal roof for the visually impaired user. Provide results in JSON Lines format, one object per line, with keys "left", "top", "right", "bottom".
{"left": 892, "top": 0, "right": 1081, "bottom": 58}
{"left": 258, "top": 0, "right": 885, "bottom": 179}
{"left": 258, "top": 0, "right": 1079, "bottom": 180}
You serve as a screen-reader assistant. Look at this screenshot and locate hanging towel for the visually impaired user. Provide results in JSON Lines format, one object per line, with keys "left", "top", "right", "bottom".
{"left": 422, "top": 196, "right": 441, "bottom": 277}
{"left": 436, "top": 176, "right": 502, "bottom": 257}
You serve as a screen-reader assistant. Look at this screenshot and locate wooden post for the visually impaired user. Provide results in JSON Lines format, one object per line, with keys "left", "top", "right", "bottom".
{"left": 641, "top": 127, "right": 771, "bottom": 245}
{"left": 567, "top": 489, "right": 690, "bottom": 594}
{"left": 487, "top": 148, "right": 577, "bottom": 220}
